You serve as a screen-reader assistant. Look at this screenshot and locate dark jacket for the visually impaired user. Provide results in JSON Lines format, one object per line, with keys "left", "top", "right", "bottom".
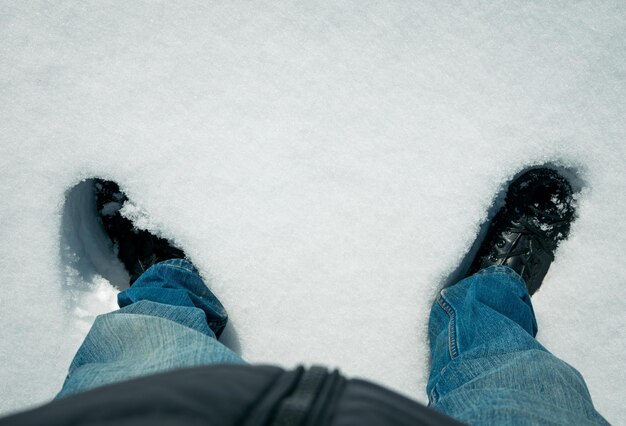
{"left": 1, "top": 364, "right": 462, "bottom": 425}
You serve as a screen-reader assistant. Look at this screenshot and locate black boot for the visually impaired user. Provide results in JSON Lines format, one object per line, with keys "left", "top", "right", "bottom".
{"left": 466, "top": 168, "right": 576, "bottom": 295}
{"left": 94, "top": 179, "right": 186, "bottom": 284}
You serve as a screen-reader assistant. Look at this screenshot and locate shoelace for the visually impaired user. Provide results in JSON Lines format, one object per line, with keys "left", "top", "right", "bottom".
{"left": 491, "top": 211, "right": 570, "bottom": 267}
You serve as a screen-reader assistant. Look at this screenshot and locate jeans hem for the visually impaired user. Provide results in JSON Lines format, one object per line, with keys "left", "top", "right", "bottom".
{"left": 156, "top": 258, "right": 197, "bottom": 274}
{"left": 476, "top": 265, "right": 526, "bottom": 286}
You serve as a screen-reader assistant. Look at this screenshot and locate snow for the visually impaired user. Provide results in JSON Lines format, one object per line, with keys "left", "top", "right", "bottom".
{"left": 0, "top": 0, "right": 624, "bottom": 422}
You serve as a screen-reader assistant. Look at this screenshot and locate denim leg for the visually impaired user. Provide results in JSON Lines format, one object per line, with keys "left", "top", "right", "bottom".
{"left": 57, "top": 259, "right": 245, "bottom": 398}
{"left": 117, "top": 258, "right": 229, "bottom": 338}
{"left": 427, "top": 266, "right": 608, "bottom": 425}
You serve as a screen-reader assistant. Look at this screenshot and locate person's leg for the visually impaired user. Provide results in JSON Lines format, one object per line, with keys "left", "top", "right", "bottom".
{"left": 427, "top": 266, "right": 608, "bottom": 425}
{"left": 57, "top": 259, "right": 245, "bottom": 398}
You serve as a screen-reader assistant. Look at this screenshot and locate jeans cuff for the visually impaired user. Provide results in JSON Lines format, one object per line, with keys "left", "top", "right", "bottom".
{"left": 155, "top": 258, "right": 198, "bottom": 274}
{"left": 475, "top": 265, "right": 525, "bottom": 284}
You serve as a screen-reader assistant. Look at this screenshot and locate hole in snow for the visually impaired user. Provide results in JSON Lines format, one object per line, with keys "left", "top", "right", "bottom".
{"left": 59, "top": 179, "right": 242, "bottom": 354}
{"left": 443, "top": 162, "right": 585, "bottom": 287}
{"left": 60, "top": 178, "right": 129, "bottom": 326}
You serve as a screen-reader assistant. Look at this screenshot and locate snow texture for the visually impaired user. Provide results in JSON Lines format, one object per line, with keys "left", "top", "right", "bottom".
{"left": 0, "top": 1, "right": 625, "bottom": 422}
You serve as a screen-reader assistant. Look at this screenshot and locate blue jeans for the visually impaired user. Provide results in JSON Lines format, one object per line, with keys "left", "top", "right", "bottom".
{"left": 56, "top": 259, "right": 245, "bottom": 398}
{"left": 58, "top": 261, "right": 608, "bottom": 424}
{"left": 428, "top": 266, "right": 608, "bottom": 424}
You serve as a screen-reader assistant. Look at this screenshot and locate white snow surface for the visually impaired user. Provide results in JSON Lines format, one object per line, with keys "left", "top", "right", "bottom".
{"left": 1, "top": 1, "right": 625, "bottom": 422}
